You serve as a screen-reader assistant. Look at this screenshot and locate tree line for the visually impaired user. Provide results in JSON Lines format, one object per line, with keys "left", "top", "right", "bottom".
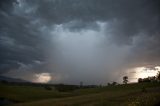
{"left": 122, "top": 71, "right": 160, "bottom": 84}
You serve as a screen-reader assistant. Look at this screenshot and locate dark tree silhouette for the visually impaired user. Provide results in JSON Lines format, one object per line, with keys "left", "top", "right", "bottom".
{"left": 112, "top": 82, "right": 117, "bottom": 86}
{"left": 123, "top": 76, "right": 128, "bottom": 84}
{"left": 138, "top": 78, "right": 143, "bottom": 83}
{"left": 107, "top": 83, "right": 111, "bottom": 86}
{"left": 157, "top": 71, "right": 160, "bottom": 81}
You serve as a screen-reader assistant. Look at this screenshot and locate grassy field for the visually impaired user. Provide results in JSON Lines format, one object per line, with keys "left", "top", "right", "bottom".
{"left": 0, "top": 82, "right": 160, "bottom": 106}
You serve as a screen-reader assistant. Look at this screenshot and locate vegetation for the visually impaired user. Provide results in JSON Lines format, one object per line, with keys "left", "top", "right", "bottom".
{"left": 44, "top": 85, "right": 52, "bottom": 91}
{"left": 54, "top": 84, "right": 79, "bottom": 92}
{"left": 123, "top": 76, "right": 128, "bottom": 84}
{"left": 157, "top": 71, "right": 160, "bottom": 81}
{"left": 0, "top": 82, "right": 159, "bottom": 106}
{"left": 138, "top": 71, "right": 160, "bottom": 83}
{"left": 0, "top": 72, "right": 160, "bottom": 106}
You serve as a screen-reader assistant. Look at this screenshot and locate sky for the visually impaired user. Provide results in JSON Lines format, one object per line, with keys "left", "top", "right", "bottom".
{"left": 0, "top": 0, "right": 160, "bottom": 84}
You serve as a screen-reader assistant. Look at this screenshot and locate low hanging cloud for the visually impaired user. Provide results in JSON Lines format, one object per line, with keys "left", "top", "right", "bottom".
{"left": 0, "top": 0, "right": 160, "bottom": 84}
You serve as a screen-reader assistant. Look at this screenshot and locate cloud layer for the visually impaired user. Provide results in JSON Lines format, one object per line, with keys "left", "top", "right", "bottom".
{"left": 0, "top": 0, "right": 160, "bottom": 84}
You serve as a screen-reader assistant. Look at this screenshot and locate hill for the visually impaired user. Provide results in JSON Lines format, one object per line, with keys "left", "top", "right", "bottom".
{"left": 0, "top": 82, "right": 159, "bottom": 106}
{"left": 0, "top": 76, "right": 29, "bottom": 83}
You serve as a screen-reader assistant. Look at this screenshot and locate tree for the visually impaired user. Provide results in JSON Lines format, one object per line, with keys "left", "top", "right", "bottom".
{"left": 123, "top": 76, "right": 128, "bottom": 84}
{"left": 44, "top": 86, "right": 52, "bottom": 90}
{"left": 156, "top": 71, "right": 160, "bottom": 81}
{"left": 107, "top": 83, "right": 111, "bottom": 86}
{"left": 138, "top": 78, "right": 143, "bottom": 83}
{"left": 112, "top": 81, "right": 117, "bottom": 86}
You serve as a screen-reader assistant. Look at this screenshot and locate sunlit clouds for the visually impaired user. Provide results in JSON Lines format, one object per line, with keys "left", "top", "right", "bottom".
{"left": 34, "top": 73, "right": 51, "bottom": 83}
{"left": 128, "top": 66, "right": 160, "bottom": 82}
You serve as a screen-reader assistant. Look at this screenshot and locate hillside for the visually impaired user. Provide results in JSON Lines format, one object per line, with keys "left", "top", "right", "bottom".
{"left": 0, "top": 76, "right": 29, "bottom": 83}
{"left": 0, "top": 82, "right": 159, "bottom": 106}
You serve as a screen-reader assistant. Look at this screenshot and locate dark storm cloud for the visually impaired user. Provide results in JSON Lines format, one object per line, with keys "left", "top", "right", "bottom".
{"left": 0, "top": 0, "right": 17, "bottom": 12}
{"left": 0, "top": 0, "right": 160, "bottom": 84}
{"left": 26, "top": 0, "right": 160, "bottom": 33}
{"left": 0, "top": 0, "right": 49, "bottom": 73}
{"left": 24, "top": 0, "right": 160, "bottom": 46}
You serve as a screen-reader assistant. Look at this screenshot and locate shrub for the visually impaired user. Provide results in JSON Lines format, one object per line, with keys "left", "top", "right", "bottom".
{"left": 44, "top": 86, "right": 52, "bottom": 90}
{"left": 54, "top": 84, "right": 79, "bottom": 92}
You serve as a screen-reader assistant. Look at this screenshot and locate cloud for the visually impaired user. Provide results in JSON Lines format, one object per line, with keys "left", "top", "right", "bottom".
{"left": 0, "top": 0, "right": 160, "bottom": 84}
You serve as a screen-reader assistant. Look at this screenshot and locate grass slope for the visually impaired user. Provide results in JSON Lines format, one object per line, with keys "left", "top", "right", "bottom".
{"left": 0, "top": 82, "right": 160, "bottom": 106}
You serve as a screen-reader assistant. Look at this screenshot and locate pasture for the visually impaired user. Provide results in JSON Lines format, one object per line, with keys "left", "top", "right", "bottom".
{"left": 0, "top": 82, "right": 160, "bottom": 106}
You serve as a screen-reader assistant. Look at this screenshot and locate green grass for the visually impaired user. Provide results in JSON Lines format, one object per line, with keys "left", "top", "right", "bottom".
{"left": 0, "top": 82, "right": 160, "bottom": 106}
{"left": 0, "top": 84, "right": 72, "bottom": 102}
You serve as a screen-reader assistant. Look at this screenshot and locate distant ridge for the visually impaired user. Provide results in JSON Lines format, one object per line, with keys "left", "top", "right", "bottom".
{"left": 0, "top": 75, "right": 29, "bottom": 83}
